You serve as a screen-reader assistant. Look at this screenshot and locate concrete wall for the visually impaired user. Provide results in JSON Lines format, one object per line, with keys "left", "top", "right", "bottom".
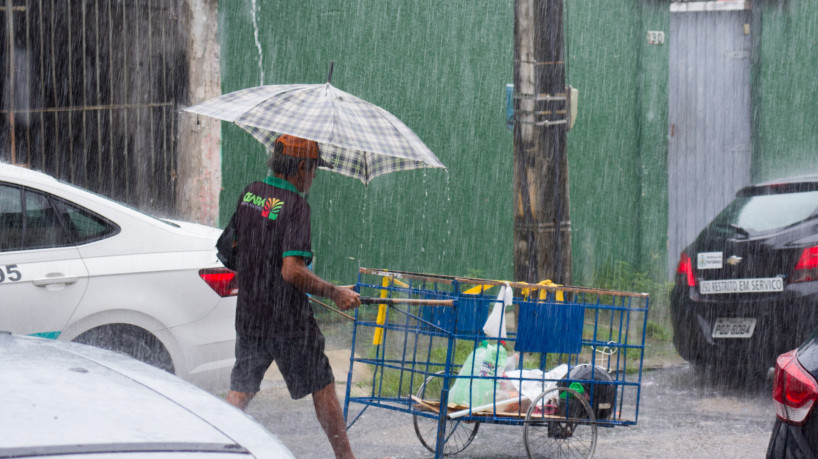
{"left": 176, "top": 0, "right": 222, "bottom": 226}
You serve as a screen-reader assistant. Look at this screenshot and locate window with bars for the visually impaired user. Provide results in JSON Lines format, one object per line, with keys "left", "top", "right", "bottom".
{"left": 1, "top": 0, "right": 187, "bottom": 215}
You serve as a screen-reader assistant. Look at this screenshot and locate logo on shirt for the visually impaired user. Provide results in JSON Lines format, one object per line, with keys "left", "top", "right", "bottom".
{"left": 261, "top": 197, "right": 284, "bottom": 220}
{"left": 243, "top": 192, "right": 284, "bottom": 220}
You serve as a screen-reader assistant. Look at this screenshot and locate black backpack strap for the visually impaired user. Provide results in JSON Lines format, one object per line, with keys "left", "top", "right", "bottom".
{"left": 216, "top": 211, "right": 239, "bottom": 270}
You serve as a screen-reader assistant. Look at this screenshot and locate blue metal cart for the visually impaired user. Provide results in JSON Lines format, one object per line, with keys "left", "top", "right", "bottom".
{"left": 343, "top": 268, "right": 649, "bottom": 459}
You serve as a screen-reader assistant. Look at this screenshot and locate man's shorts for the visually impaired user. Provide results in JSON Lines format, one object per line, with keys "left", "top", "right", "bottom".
{"left": 230, "top": 332, "right": 335, "bottom": 400}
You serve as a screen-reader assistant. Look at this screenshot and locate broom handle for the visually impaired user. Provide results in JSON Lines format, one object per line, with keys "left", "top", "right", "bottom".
{"left": 360, "top": 297, "right": 454, "bottom": 306}
{"left": 308, "top": 297, "right": 355, "bottom": 321}
{"left": 309, "top": 297, "right": 454, "bottom": 321}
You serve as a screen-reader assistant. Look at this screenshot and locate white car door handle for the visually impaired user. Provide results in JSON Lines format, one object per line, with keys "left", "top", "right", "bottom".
{"left": 33, "top": 275, "right": 79, "bottom": 287}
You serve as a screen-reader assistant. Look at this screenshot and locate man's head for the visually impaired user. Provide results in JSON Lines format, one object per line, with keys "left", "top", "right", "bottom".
{"left": 268, "top": 135, "right": 333, "bottom": 193}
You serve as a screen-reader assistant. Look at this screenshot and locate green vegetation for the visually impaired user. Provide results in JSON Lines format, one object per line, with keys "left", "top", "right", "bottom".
{"left": 645, "top": 320, "right": 672, "bottom": 341}
{"left": 592, "top": 261, "right": 674, "bottom": 337}
{"left": 591, "top": 261, "right": 679, "bottom": 366}
{"left": 360, "top": 337, "right": 472, "bottom": 397}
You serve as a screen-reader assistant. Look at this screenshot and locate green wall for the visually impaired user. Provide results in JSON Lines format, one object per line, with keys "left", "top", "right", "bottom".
{"left": 754, "top": 1, "right": 818, "bottom": 182}
{"left": 565, "top": 1, "right": 669, "bottom": 283}
{"left": 217, "top": 1, "right": 670, "bottom": 287}
{"left": 636, "top": 2, "right": 671, "bottom": 282}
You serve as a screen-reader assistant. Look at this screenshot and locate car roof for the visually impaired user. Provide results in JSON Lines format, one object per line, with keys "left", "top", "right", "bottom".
{"left": 0, "top": 334, "right": 293, "bottom": 458}
{"left": 735, "top": 174, "right": 818, "bottom": 197}
{"left": 0, "top": 162, "right": 139, "bottom": 211}
{"left": 754, "top": 174, "right": 818, "bottom": 186}
{"left": 0, "top": 162, "right": 222, "bottom": 245}
{"left": 0, "top": 162, "right": 62, "bottom": 185}
{"left": 0, "top": 162, "right": 138, "bottom": 216}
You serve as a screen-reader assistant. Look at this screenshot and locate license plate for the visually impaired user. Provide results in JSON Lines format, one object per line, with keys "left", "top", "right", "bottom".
{"left": 699, "top": 277, "right": 784, "bottom": 295}
{"left": 712, "top": 318, "right": 756, "bottom": 339}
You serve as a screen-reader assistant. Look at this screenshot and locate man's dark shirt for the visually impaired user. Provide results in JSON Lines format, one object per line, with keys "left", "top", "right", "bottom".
{"left": 233, "top": 176, "right": 317, "bottom": 337}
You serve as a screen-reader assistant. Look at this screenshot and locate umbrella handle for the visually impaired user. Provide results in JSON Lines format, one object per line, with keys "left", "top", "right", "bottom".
{"left": 327, "top": 61, "right": 334, "bottom": 84}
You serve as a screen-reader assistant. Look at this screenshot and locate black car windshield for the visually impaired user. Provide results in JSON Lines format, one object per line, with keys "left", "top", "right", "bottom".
{"left": 709, "top": 189, "right": 818, "bottom": 235}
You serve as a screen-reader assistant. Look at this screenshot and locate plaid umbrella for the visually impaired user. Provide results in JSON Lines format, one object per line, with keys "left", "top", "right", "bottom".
{"left": 183, "top": 83, "right": 446, "bottom": 184}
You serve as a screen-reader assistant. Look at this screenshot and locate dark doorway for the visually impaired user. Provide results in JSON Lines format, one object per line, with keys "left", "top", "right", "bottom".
{"left": 1, "top": 0, "right": 187, "bottom": 215}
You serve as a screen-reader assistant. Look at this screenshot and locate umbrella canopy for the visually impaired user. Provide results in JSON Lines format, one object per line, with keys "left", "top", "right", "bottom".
{"left": 183, "top": 83, "right": 446, "bottom": 184}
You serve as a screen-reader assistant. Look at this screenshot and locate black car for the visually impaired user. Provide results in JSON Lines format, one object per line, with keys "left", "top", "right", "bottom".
{"left": 766, "top": 326, "right": 818, "bottom": 458}
{"left": 670, "top": 175, "right": 818, "bottom": 375}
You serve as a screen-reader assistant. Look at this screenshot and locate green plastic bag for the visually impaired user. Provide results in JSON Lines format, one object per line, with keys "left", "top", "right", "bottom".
{"left": 450, "top": 341, "right": 507, "bottom": 406}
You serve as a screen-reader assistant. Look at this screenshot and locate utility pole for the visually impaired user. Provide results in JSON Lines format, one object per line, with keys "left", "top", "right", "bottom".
{"left": 513, "top": 0, "right": 572, "bottom": 285}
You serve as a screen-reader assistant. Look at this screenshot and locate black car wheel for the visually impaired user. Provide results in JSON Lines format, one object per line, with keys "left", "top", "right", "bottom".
{"left": 73, "top": 324, "right": 175, "bottom": 373}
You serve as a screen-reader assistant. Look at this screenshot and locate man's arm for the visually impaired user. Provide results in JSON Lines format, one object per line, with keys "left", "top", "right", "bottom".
{"left": 281, "top": 256, "right": 360, "bottom": 310}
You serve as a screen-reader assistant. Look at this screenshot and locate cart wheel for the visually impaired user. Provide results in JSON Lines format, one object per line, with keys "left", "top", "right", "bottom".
{"left": 524, "top": 386, "right": 597, "bottom": 459}
{"left": 412, "top": 371, "right": 479, "bottom": 455}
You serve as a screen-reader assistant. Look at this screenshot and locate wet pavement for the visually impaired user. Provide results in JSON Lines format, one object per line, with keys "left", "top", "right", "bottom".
{"left": 591, "top": 365, "right": 774, "bottom": 459}
{"left": 244, "top": 355, "right": 775, "bottom": 458}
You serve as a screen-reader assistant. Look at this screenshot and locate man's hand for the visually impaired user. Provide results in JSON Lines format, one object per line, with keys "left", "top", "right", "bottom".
{"left": 332, "top": 286, "right": 360, "bottom": 311}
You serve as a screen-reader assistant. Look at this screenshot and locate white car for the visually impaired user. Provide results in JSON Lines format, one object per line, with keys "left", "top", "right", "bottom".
{"left": 0, "top": 333, "right": 294, "bottom": 459}
{"left": 0, "top": 162, "right": 237, "bottom": 392}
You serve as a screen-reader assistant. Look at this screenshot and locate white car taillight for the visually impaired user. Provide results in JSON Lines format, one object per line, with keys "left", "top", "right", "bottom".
{"left": 199, "top": 268, "right": 239, "bottom": 297}
{"left": 772, "top": 349, "right": 818, "bottom": 425}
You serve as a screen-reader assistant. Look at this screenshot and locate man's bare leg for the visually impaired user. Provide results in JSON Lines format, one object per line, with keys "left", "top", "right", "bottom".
{"left": 312, "top": 382, "right": 355, "bottom": 459}
{"left": 226, "top": 390, "right": 255, "bottom": 411}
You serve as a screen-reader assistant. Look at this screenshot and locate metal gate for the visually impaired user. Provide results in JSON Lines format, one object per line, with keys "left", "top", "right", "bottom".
{"left": 667, "top": 1, "right": 753, "bottom": 277}
{"left": 1, "top": 0, "right": 186, "bottom": 216}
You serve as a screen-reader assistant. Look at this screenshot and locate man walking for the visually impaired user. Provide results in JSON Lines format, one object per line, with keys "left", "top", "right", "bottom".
{"left": 225, "top": 134, "right": 360, "bottom": 459}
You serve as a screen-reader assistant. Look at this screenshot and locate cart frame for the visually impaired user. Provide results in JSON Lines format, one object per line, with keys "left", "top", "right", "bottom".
{"left": 343, "top": 268, "right": 649, "bottom": 458}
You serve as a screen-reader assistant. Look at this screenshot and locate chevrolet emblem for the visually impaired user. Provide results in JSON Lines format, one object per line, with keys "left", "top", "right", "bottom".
{"left": 726, "top": 255, "right": 743, "bottom": 266}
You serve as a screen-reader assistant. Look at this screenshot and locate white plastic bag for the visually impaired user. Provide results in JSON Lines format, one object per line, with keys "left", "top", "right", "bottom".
{"left": 505, "top": 352, "right": 520, "bottom": 372}
{"left": 483, "top": 284, "right": 511, "bottom": 339}
{"left": 504, "top": 364, "right": 569, "bottom": 403}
